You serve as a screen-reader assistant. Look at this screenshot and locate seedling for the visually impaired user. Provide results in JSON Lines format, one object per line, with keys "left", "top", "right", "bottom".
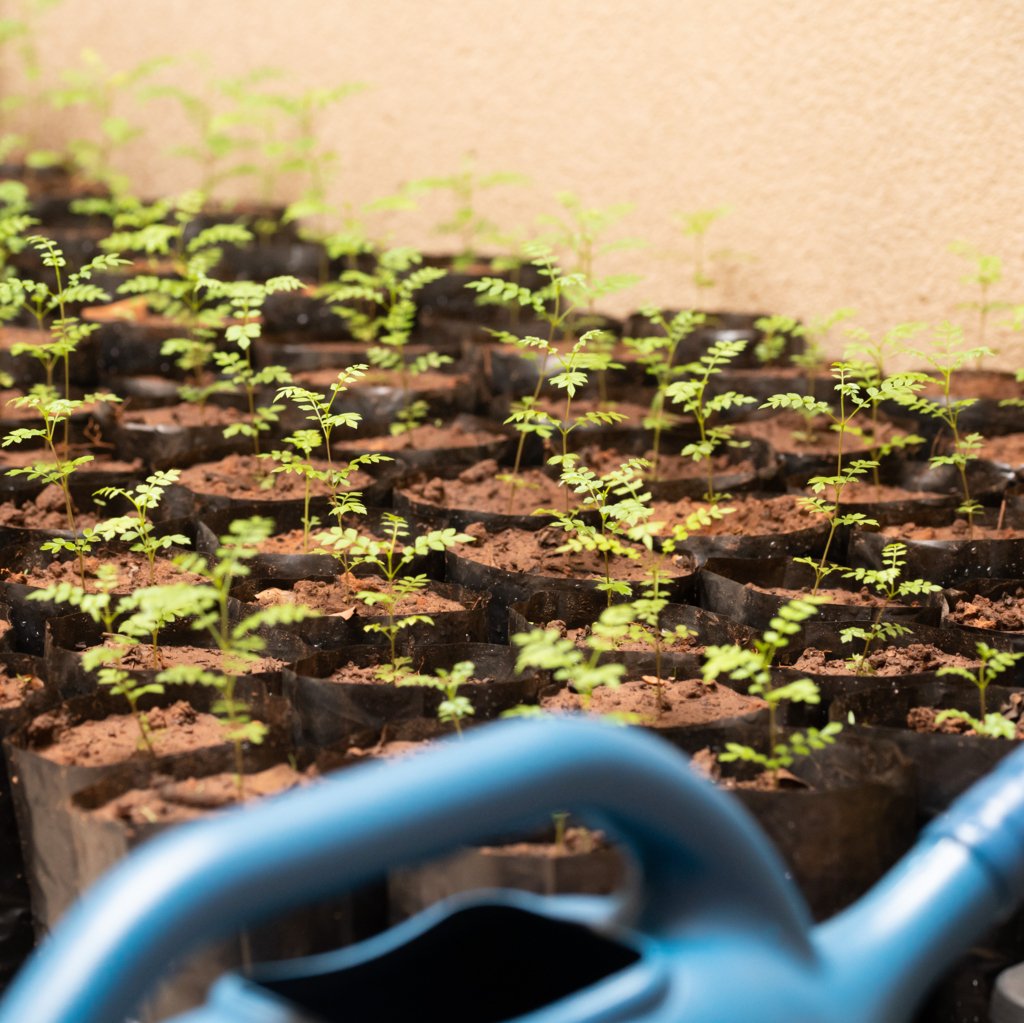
{"left": 410, "top": 152, "right": 528, "bottom": 268}
{"left": 624, "top": 307, "right": 706, "bottom": 479}
{"left": 398, "top": 659, "right": 476, "bottom": 736}
{"left": 665, "top": 334, "right": 756, "bottom": 502}
{"left": 169, "top": 517, "right": 319, "bottom": 795}
{"left": 90, "top": 469, "right": 190, "bottom": 583}
{"left": 317, "top": 512, "right": 474, "bottom": 681}
{"left": 676, "top": 206, "right": 728, "bottom": 305}
{"left": 895, "top": 322, "right": 992, "bottom": 534}
{"left": 321, "top": 247, "right": 449, "bottom": 434}
{"left": 838, "top": 543, "right": 942, "bottom": 674}
{"left": 935, "top": 642, "right": 1024, "bottom": 739}
{"left": 702, "top": 596, "right": 841, "bottom": 784}
{"left": 949, "top": 241, "right": 1007, "bottom": 362}
{"left": 753, "top": 314, "right": 803, "bottom": 366}
{"left": 513, "top": 603, "right": 637, "bottom": 711}
{"left": 541, "top": 457, "right": 655, "bottom": 602}
{"left": 789, "top": 308, "right": 856, "bottom": 397}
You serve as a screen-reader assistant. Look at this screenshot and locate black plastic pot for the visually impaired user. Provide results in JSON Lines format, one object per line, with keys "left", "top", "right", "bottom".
{"left": 447, "top": 535, "right": 697, "bottom": 643}
{"left": 699, "top": 556, "right": 943, "bottom": 631}
{"left": 666, "top": 724, "right": 915, "bottom": 920}
{"left": 941, "top": 578, "right": 1024, "bottom": 651}
{"left": 829, "top": 680, "right": 1023, "bottom": 820}
{"left": 283, "top": 642, "right": 543, "bottom": 751}
{"left": 848, "top": 524, "right": 1024, "bottom": 586}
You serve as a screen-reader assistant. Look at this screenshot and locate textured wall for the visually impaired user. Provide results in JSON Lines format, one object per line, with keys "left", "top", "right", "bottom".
{"left": 7, "top": 0, "right": 1024, "bottom": 357}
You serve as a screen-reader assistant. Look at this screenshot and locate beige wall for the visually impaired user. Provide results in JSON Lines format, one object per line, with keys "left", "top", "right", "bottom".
{"left": 7, "top": 0, "right": 1024, "bottom": 359}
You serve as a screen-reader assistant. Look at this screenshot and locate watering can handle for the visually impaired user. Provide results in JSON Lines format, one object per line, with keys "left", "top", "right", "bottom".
{"left": 0, "top": 717, "right": 814, "bottom": 1023}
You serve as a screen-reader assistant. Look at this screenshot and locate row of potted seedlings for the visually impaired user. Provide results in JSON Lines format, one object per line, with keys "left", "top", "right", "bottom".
{"left": 1, "top": 173, "right": 1024, "bottom": 1022}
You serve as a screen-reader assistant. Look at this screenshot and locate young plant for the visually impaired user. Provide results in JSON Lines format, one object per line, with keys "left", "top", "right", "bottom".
{"left": 934, "top": 642, "right": 1024, "bottom": 739}
{"left": 320, "top": 247, "right": 449, "bottom": 435}
{"left": 512, "top": 603, "right": 637, "bottom": 712}
{"left": 753, "top": 314, "right": 803, "bottom": 366}
{"left": 789, "top": 308, "right": 856, "bottom": 397}
{"left": 168, "top": 517, "right": 319, "bottom": 794}
{"left": 895, "top": 322, "right": 992, "bottom": 534}
{"left": 949, "top": 240, "right": 1006, "bottom": 362}
{"left": 665, "top": 335, "right": 756, "bottom": 502}
{"left": 676, "top": 206, "right": 728, "bottom": 306}
{"left": 317, "top": 513, "right": 474, "bottom": 681}
{"left": 624, "top": 307, "right": 706, "bottom": 480}
{"left": 398, "top": 659, "right": 476, "bottom": 736}
{"left": 838, "top": 542, "right": 941, "bottom": 674}
{"left": 541, "top": 457, "right": 655, "bottom": 603}
{"left": 410, "top": 152, "right": 528, "bottom": 268}
{"left": 702, "top": 596, "right": 841, "bottom": 784}
{"left": 89, "top": 469, "right": 190, "bottom": 583}
{"left": 207, "top": 275, "right": 301, "bottom": 459}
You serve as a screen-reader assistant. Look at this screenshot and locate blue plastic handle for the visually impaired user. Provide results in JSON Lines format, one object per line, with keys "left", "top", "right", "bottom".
{"left": 0, "top": 718, "right": 814, "bottom": 1023}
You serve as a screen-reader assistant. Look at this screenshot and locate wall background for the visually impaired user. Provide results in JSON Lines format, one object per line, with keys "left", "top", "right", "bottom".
{"left": 5, "top": 0, "right": 1024, "bottom": 358}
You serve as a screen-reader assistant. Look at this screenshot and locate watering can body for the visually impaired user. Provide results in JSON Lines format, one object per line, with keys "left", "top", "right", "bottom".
{"left": 1, "top": 717, "right": 1024, "bottom": 1023}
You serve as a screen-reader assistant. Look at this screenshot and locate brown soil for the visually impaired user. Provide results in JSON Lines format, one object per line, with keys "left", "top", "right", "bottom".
{"left": 177, "top": 453, "right": 372, "bottom": 500}
{"left": 83, "top": 297, "right": 209, "bottom": 331}
{"left": 743, "top": 582, "right": 906, "bottom": 610}
{"left": 920, "top": 370, "right": 1022, "bottom": 402}
{"left": 0, "top": 324, "right": 55, "bottom": 352}
{"left": 980, "top": 432, "right": 1024, "bottom": 467}
{"left": 542, "top": 676, "right": 764, "bottom": 727}
{"left": 554, "top": 620, "right": 706, "bottom": 655}
{"left": 120, "top": 403, "right": 245, "bottom": 429}
{"left": 403, "top": 460, "right": 576, "bottom": 516}
{"left": 803, "top": 483, "right": 947, "bottom": 506}
{"left": 736, "top": 412, "right": 900, "bottom": 456}
{"left": 96, "top": 640, "right": 283, "bottom": 676}
{"left": 907, "top": 702, "right": 1024, "bottom": 738}
{"left": 462, "top": 522, "right": 693, "bottom": 581}
{"left": 0, "top": 390, "right": 44, "bottom": 421}
{"left": 791, "top": 643, "right": 980, "bottom": 676}
{"left": 689, "top": 748, "right": 810, "bottom": 791}
{"left": 296, "top": 368, "right": 459, "bottom": 394}
{"left": 878, "top": 520, "right": 1024, "bottom": 541}
{"left": 533, "top": 397, "right": 654, "bottom": 429}
{"left": 4, "top": 550, "right": 200, "bottom": 591}
{"left": 573, "top": 443, "right": 755, "bottom": 482}
{"left": 252, "top": 578, "right": 465, "bottom": 618}
{"left": 946, "top": 587, "right": 1024, "bottom": 631}
{"left": 0, "top": 664, "right": 44, "bottom": 711}
{"left": 480, "top": 827, "right": 611, "bottom": 858}
{"left": 27, "top": 700, "right": 234, "bottom": 766}
{"left": 317, "top": 661, "right": 496, "bottom": 688}
{"left": 0, "top": 487, "right": 104, "bottom": 531}
{"left": 653, "top": 493, "right": 817, "bottom": 536}
{"left": 333, "top": 420, "right": 501, "bottom": 454}
{"left": 92, "top": 762, "right": 312, "bottom": 826}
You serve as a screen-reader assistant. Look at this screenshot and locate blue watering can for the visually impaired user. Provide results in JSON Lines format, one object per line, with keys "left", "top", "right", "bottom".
{"left": 2, "top": 716, "right": 1024, "bottom": 1023}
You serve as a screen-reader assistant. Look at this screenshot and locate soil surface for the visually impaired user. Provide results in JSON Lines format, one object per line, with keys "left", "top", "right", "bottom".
{"left": 3, "top": 549, "right": 201, "bottom": 591}
{"left": 27, "top": 700, "right": 234, "bottom": 766}
{"left": 92, "top": 762, "right": 312, "bottom": 825}
{"left": 652, "top": 493, "right": 817, "bottom": 536}
{"left": 740, "top": 581, "right": 913, "bottom": 610}
{"left": 532, "top": 397, "right": 654, "bottom": 429}
{"left": 572, "top": 443, "right": 755, "bottom": 483}
{"left": 0, "top": 486, "right": 104, "bottom": 532}
{"left": 83, "top": 296, "right": 183, "bottom": 330}
{"left": 801, "top": 483, "right": 949, "bottom": 506}
{"left": 462, "top": 522, "right": 693, "bottom": 582}
{"left": 295, "top": 368, "right": 459, "bottom": 394}
{"left": 736, "top": 412, "right": 901, "bottom": 457}
{"left": 541, "top": 676, "right": 764, "bottom": 727}
{"left": 403, "top": 460, "right": 577, "bottom": 516}
{"left": 94, "top": 640, "right": 283, "bottom": 676}
{"left": 252, "top": 577, "right": 465, "bottom": 618}
{"left": 480, "top": 827, "right": 612, "bottom": 858}
{"left": 980, "top": 432, "right": 1024, "bottom": 467}
{"left": 314, "top": 660, "right": 497, "bottom": 688}
{"left": 907, "top": 700, "right": 1024, "bottom": 738}
{"left": 178, "top": 453, "right": 372, "bottom": 500}
{"left": 877, "top": 520, "right": 1024, "bottom": 541}
{"left": 333, "top": 420, "right": 502, "bottom": 454}
{"left": 118, "top": 403, "right": 245, "bottom": 429}
{"left": 790, "top": 643, "right": 980, "bottom": 676}
{"left": 0, "top": 663, "right": 44, "bottom": 710}
{"left": 946, "top": 587, "right": 1024, "bottom": 631}
{"left": 551, "top": 619, "right": 708, "bottom": 655}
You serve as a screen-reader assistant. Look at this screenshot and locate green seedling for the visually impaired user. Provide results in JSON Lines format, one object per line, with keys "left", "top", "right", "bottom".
{"left": 169, "top": 517, "right": 319, "bottom": 795}
{"left": 90, "top": 469, "right": 190, "bottom": 583}
{"left": 838, "top": 543, "right": 941, "bottom": 675}
{"left": 934, "top": 641, "right": 1023, "bottom": 739}
{"left": 665, "top": 334, "right": 756, "bottom": 502}
{"left": 676, "top": 206, "right": 728, "bottom": 305}
{"left": 399, "top": 659, "right": 476, "bottom": 736}
{"left": 702, "top": 596, "right": 840, "bottom": 784}
{"left": 317, "top": 513, "right": 473, "bottom": 681}
{"left": 789, "top": 308, "right": 856, "bottom": 397}
{"left": 623, "top": 307, "right": 706, "bottom": 479}
{"left": 894, "top": 322, "right": 992, "bottom": 534}
{"left": 320, "top": 247, "right": 449, "bottom": 435}
{"left": 949, "top": 241, "right": 1007, "bottom": 363}
{"left": 0, "top": 181, "right": 36, "bottom": 281}
{"left": 409, "top": 152, "right": 528, "bottom": 269}
{"left": 753, "top": 314, "right": 802, "bottom": 366}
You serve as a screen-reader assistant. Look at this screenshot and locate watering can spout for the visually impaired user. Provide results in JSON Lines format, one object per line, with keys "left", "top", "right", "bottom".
{"left": 814, "top": 742, "right": 1024, "bottom": 1022}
